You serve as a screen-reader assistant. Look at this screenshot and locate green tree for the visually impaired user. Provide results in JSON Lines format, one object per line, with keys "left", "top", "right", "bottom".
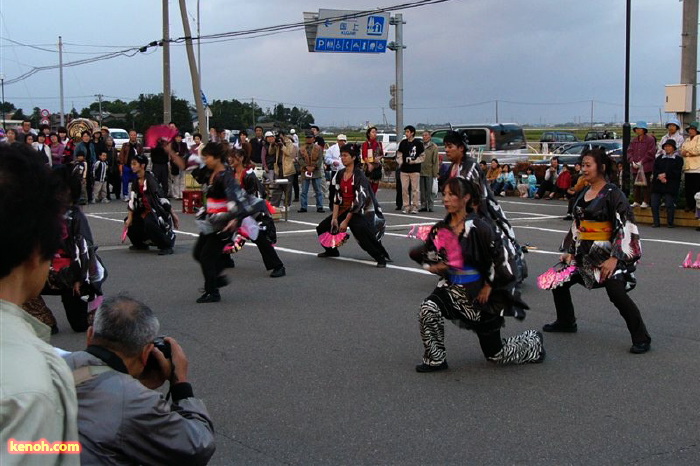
{"left": 12, "top": 108, "right": 27, "bottom": 121}
{"left": 0, "top": 101, "right": 16, "bottom": 113}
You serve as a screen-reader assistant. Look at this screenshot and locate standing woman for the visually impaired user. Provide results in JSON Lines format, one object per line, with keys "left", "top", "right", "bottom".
{"left": 626, "top": 121, "right": 656, "bottom": 208}
{"left": 316, "top": 143, "right": 391, "bottom": 267}
{"left": 410, "top": 177, "right": 544, "bottom": 372}
{"left": 361, "top": 126, "right": 384, "bottom": 193}
{"left": 542, "top": 148, "right": 651, "bottom": 354}
{"left": 680, "top": 121, "right": 700, "bottom": 214}
{"left": 104, "top": 136, "right": 121, "bottom": 201}
{"left": 49, "top": 132, "right": 65, "bottom": 169}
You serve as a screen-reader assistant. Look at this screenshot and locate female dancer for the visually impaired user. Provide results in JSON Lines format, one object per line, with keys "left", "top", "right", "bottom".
{"left": 193, "top": 143, "right": 282, "bottom": 303}
{"left": 542, "top": 148, "right": 651, "bottom": 354}
{"left": 361, "top": 126, "right": 384, "bottom": 193}
{"left": 229, "top": 148, "right": 265, "bottom": 198}
{"left": 410, "top": 177, "right": 544, "bottom": 372}
{"left": 316, "top": 143, "right": 391, "bottom": 267}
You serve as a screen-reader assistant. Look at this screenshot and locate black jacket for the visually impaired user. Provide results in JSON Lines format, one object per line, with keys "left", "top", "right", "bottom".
{"left": 651, "top": 152, "right": 683, "bottom": 195}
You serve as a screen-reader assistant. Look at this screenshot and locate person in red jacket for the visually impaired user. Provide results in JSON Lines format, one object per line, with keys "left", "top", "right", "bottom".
{"left": 626, "top": 121, "right": 657, "bottom": 208}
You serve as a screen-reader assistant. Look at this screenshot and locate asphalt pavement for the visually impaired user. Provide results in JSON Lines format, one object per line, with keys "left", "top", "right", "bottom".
{"left": 48, "top": 190, "right": 700, "bottom": 465}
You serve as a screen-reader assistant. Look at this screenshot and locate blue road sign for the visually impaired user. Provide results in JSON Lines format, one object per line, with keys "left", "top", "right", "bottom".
{"left": 200, "top": 90, "right": 208, "bottom": 107}
{"left": 314, "top": 37, "right": 387, "bottom": 53}
{"left": 366, "top": 16, "right": 385, "bottom": 36}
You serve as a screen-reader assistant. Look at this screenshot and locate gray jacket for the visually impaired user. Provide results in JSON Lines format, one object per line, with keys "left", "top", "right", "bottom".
{"left": 64, "top": 349, "right": 216, "bottom": 465}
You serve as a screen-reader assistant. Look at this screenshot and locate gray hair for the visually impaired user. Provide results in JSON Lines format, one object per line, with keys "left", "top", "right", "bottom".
{"left": 92, "top": 295, "right": 160, "bottom": 357}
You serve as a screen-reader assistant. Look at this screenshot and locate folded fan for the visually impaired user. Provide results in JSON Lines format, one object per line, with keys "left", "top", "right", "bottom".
{"left": 537, "top": 262, "right": 577, "bottom": 290}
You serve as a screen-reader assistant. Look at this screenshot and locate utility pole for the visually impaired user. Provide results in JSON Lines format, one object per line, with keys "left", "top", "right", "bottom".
{"left": 1, "top": 73, "right": 5, "bottom": 130}
{"left": 495, "top": 100, "right": 499, "bottom": 123}
{"left": 163, "top": 0, "right": 172, "bottom": 124}
{"left": 680, "top": 0, "right": 698, "bottom": 126}
{"left": 251, "top": 98, "right": 256, "bottom": 127}
{"left": 197, "top": 0, "right": 201, "bottom": 82}
{"left": 178, "top": 0, "right": 207, "bottom": 141}
{"left": 388, "top": 14, "right": 405, "bottom": 135}
{"left": 622, "top": 0, "right": 632, "bottom": 196}
{"left": 95, "top": 94, "right": 104, "bottom": 126}
{"left": 590, "top": 100, "right": 594, "bottom": 128}
{"left": 58, "top": 36, "right": 65, "bottom": 126}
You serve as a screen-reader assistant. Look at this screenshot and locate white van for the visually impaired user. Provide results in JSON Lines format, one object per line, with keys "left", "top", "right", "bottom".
{"left": 376, "top": 133, "right": 398, "bottom": 157}
{"left": 108, "top": 128, "right": 130, "bottom": 150}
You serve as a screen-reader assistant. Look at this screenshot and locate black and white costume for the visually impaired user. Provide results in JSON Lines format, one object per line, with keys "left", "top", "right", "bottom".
{"left": 410, "top": 212, "right": 544, "bottom": 367}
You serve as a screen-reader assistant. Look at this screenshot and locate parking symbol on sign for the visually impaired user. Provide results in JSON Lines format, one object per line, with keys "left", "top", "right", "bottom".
{"left": 366, "top": 16, "right": 385, "bottom": 36}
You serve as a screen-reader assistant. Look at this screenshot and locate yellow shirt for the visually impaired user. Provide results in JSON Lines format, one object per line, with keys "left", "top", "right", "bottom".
{"left": 680, "top": 135, "right": 700, "bottom": 172}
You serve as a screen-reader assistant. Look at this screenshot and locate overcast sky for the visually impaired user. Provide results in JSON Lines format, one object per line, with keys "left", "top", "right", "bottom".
{"left": 0, "top": 0, "right": 690, "bottom": 128}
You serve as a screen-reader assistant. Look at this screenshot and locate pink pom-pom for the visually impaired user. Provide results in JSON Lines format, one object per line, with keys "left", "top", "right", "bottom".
{"left": 538, "top": 264, "right": 576, "bottom": 290}
{"left": 121, "top": 226, "right": 128, "bottom": 244}
{"left": 682, "top": 251, "right": 693, "bottom": 268}
{"left": 407, "top": 224, "right": 432, "bottom": 241}
{"left": 693, "top": 253, "right": 700, "bottom": 269}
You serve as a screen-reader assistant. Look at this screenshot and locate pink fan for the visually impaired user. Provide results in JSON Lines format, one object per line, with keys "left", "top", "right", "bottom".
{"left": 407, "top": 224, "right": 432, "bottom": 241}
{"left": 121, "top": 226, "right": 128, "bottom": 243}
{"left": 682, "top": 251, "right": 693, "bottom": 268}
{"left": 318, "top": 232, "right": 349, "bottom": 248}
{"left": 145, "top": 125, "right": 178, "bottom": 148}
{"left": 538, "top": 262, "right": 577, "bottom": 290}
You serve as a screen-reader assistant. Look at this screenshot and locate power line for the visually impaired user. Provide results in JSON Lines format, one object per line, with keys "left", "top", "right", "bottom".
{"left": 1, "top": 0, "right": 453, "bottom": 86}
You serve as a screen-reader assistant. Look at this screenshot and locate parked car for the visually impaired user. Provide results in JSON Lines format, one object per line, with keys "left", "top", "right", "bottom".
{"left": 537, "top": 140, "right": 623, "bottom": 166}
{"left": 108, "top": 128, "right": 129, "bottom": 150}
{"left": 540, "top": 131, "right": 577, "bottom": 151}
{"left": 376, "top": 133, "right": 398, "bottom": 158}
{"left": 584, "top": 130, "right": 617, "bottom": 141}
{"left": 432, "top": 123, "right": 527, "bottom": 158}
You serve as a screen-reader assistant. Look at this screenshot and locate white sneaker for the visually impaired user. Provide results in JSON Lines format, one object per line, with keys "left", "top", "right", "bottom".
{"left": 402, "top": 209, "right": 408, "bottom": 214}
{"left": 103, "top": 199, "right": 110, "bottom": 204}
{"left": 640, "top": 202, "right": 649, "bottom": 209}
{"left": 631, "top": 202, "right": 640, "bottom": 208}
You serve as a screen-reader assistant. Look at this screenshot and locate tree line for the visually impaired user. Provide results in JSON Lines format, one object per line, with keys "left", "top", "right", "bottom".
{"left": 1, "top": 96, "right": 315, "bottom": 133}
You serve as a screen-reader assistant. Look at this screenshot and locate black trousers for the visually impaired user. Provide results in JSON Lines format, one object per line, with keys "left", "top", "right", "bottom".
{"left": 194, "top": 233, "right": 228, "bottom": 293}
{"left": 685, "top": 172, "right": 700, "bottom": 211}
{"left": 127, "top": 214, "right": 173, "bottom": 250}
{"left": 152, "top": 163, "right": 169, "bottom": 196}
{"left": 107, "top": 171, "right": 121, "bottom": 200}
{"left": 552, "top": 274, "right": 651, "bottom": 344}
{"left": 650, "top": 192, "right": 677, "bottom": 225}
{"left": 395, "top": 168, "right": 402, "bottom": 208}
{"left": 291, "top": 173, "right": 300, "bottom": 200}
{"left": 252, "top": 233, "right": 284, "bottom": 271}
{"left": 316, "top": 211, "right": 389, "bottom": 261}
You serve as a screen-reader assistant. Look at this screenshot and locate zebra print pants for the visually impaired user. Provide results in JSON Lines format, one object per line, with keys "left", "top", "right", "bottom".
{"left": 419, "top": 285, "right": 545, "bottom": 366}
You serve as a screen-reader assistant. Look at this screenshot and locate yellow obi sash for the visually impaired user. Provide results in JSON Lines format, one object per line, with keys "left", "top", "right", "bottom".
{"left": 578, "top": 220, "right": 613, "bottom": 241}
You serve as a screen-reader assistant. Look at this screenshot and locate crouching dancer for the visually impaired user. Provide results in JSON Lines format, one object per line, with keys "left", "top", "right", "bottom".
{"left": 410, "top": 177, "right": 545, "bottom": 372}
{"left": 64, "top": 295, "right": 216, "bottom": 465}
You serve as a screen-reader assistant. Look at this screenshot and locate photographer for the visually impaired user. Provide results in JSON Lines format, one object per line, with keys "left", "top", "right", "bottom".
{"left": 261, "top": 131, "right": 279, "bottom": 183}
{"left": 64, "top": 295, "right": 216, "bottom": 465}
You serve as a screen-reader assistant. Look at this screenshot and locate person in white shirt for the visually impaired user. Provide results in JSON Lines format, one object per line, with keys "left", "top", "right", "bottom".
{"left": 324, "top": 134, "right": 346, "bottom": 209}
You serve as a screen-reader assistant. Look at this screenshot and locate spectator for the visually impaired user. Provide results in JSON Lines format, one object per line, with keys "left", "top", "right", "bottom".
{"left": 170, "top": 133, "right": 188, "bottom": 200}
{"left": 208, "top": 126, "right": 219, "bottom": 143}
{"left": 651, "top": 139, "right": 684, "bottom": 228}
{"left": 361, "top": 127, "right": 384, "bottom": 194}
{"left": 397, "top": 125, "right": 425, "bottom": 214}
{"left": 479, "top": 160, "right": 487, "bottom": 173}
{"left": 517, "top": 166, "right": 538, "bottom": 199}
{"left": 290, "top": 128, "right": 299, "bottom": 147}
{"left": 298, "top": 131, "right": 325, "bottom": 213}
{"left": 0, "top": 144, "right": 79, "bottom": 465}
{"left": 680, "top": 121, "right": 700, "bottom": 214}
{"left": 64, "top": 295, "right": 216, "bottom": 465}
{"left": 237, "top": 129, "right": 252, "bottom": 159}
{"left": 486, "top": 159, "right": 501, "bottom": 191}
{"left": 535, "top": 156, "right": 562, "bottom": 199}
{"left": 119, "top": 130, "right": 144, "bottom": 201}
{"left": 104, "top": 136, "right": 121, "bottom": 201}
{"left": 310, "top": 125, "right": 325, "bottom": 148}
{"left": 49, "top": 132, "right": 66, "bottom": 169}
{"left": 74, "top": 130, "right": 97, "bottom": 203}
{"left": 563, "top": 163, "right": 589, "bottom": 220}
{"left": 189, "top": 132, "right": 204, "bottom": 162}
{"left": 17, "top": 119, "right": 37, "bottom": 141}
{"left": 92, "top": 151, "right": 109, "bottom": 203}
{"left": 657, "top": 119, "right": 684, "bottom": 158}
{"left": 419, "top": 130, "right": 440, "bottom": 211}
{"left": 34, "top": 132, "right": 53, "bottom": 166}
{"left": 555, "top": 164, "right": 573, "bottom": 199}
{"left": 250, "top": 126, "right": 265, "bottom": 165}
{"left": 261, "top": 131, "right": 279, "bottom": 183}
{"left": 627, "top": 121, "right": 656, "bottom": 208}
{"left": 325, "top": 134, "right": 346, "bottom": 208}
{"left": 270, "top": 133, "right": 296, "bottom": 208}
{"left": 492, "top": 163, "right": 515, "bottom": 196}
{"left": 5, "top": 128, "right": 19, "bottom": 146}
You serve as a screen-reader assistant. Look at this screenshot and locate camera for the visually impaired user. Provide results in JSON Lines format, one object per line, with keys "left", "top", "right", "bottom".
{"left": 153, "top": 336, "right": 172, "bottom": 359}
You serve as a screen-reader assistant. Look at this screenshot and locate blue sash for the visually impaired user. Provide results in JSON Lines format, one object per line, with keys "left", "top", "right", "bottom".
{"left": 447, "top": 266, "right": 481, "bottom": 285}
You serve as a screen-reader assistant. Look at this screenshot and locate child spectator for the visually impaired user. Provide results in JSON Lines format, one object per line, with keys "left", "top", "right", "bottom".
{"left": 93, "top": 152, "right": 109, "bottom": 203}
{"left": 492, "top": 164, "right": 515, "bottom": 196}
{"left": 517, "top": 166, "right": 537, "bottom": 198}
{"left": 72, "top": 152, "right": 88, "bottom": 205}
